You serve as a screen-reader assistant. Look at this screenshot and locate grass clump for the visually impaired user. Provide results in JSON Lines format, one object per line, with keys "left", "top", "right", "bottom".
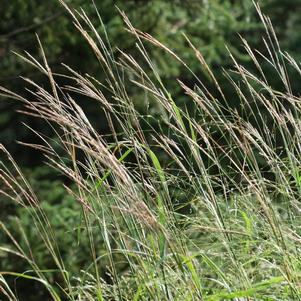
{"left": 1, "top": 1, "right": 301, "bottom": 300}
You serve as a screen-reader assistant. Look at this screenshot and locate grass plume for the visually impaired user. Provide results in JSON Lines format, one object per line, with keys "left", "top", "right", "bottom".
{"left": 1, "top": 1, "right": 301, "bottom": 300}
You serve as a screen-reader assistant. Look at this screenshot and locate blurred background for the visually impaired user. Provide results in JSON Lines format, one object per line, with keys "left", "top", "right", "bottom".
{"left": 1, "top": 0, "right": 301, "bottom": 299}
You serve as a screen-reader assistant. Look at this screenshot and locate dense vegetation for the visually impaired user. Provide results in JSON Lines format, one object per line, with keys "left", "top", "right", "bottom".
{"left": 1, "top": 1, "right": 301, "bottom": 300}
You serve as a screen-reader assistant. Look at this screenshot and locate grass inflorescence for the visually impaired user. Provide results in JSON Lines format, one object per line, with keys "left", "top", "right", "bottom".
{"left": 1, "top": 1, "right": 301, "bottom": 300}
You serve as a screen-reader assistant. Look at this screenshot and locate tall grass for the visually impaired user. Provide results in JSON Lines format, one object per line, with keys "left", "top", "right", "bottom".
{"left": 1, "top": 1, "right": 301, "bottom": 300}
